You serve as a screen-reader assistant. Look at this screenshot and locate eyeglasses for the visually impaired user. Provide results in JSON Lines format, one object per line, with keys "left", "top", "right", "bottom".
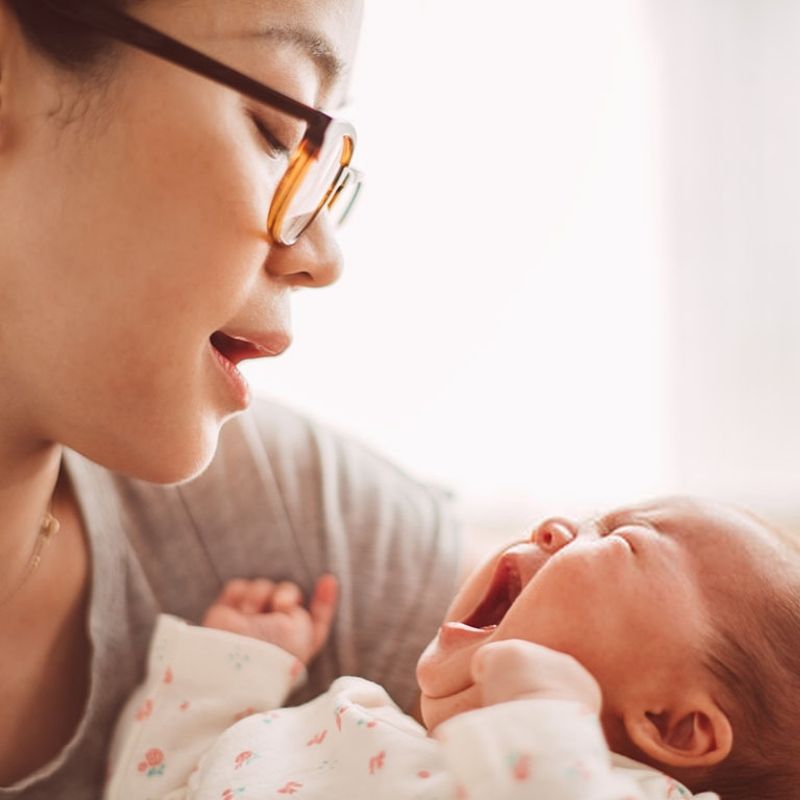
{"left": 41, "top": 1, "right": 363, "bottom": 246}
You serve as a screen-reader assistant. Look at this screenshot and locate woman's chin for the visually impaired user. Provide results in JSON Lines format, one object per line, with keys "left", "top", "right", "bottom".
{"left": 131, "top": 426, "right": 222, "bottom": 484}
{"left": 66, "top": 411, "right": 224, "bottom": 485}
{"left": 129, "top": 449, "right": 216, "bottom": 485}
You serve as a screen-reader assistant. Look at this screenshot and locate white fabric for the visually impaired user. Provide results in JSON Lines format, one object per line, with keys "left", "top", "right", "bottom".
{"left": 105, "top": 615, "right": 719, "bottom": 800}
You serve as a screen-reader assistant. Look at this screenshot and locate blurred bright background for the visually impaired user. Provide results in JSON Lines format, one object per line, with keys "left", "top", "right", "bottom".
{"left": 246, "top": 0, "right": 800, "bottom": 547}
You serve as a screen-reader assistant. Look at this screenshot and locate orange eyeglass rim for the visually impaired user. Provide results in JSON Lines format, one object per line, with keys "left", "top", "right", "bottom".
{"left": 268, "top": 120, "right": 358, "bottom": 245}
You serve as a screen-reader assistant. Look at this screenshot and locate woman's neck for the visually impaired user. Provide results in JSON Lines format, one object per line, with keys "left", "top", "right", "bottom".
{"left": 0, "top": 426, "right": 91, "bottom": 786}
{"left": 0, "top": 423, "right": 64, "bottom": 604}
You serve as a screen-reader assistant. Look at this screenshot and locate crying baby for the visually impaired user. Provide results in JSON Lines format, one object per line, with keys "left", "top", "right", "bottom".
{"left": 103, "top": 497, "right": 800, "bottom": 800}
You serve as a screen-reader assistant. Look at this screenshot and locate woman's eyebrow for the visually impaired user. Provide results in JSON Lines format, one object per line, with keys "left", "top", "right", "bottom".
{"left": 244, "top": 25, "right": 346, "bottom": 97}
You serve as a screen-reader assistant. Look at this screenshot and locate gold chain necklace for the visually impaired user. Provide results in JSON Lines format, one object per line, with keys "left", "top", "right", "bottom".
{"left": 0, "top": 503, "right": 61, "bottom": 608}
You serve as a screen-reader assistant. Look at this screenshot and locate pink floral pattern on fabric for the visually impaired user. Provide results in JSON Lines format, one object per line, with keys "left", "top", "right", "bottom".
{"left": 277, "top": 780, "right": 303, "bottom": 794}
{"left": 112, "top": 622, "right": 691, "bottom": 800}
{"left": 233, "top": 750, "right": 259, "bottom": 770}
{"left": 508, "top": 753, "right": 532, "bottom": 781}
{"left": 306, "top": 730, "right": 328, "bottom": 746}
{"left": 368, "top": 750, "right": 386, "bottom": 775}
{"left": 134, "top": 698, "right": 153, "bottom": 721}
{"left": 233, "top": 706, "right": 258, "bottom": 723}
{"left": 136, "top": 747, "right": 166, "bottom": 778}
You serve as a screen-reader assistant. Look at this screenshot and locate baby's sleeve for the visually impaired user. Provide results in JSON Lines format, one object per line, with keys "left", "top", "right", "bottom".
{"left": 103, "top": 614, "right": 307, "bottom": 800}
{"left": 434, "top": 699, "right": 703, "bottom": 799}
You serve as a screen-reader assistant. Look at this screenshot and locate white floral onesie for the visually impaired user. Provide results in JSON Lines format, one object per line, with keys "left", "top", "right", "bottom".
{"left": 104, "top": 615, "right": 719, "bottom": 800}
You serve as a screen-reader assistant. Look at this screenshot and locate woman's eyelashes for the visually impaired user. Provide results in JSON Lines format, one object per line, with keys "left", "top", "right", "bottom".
{"left": 250, "top": 114, "right": 291, "bottom": 158}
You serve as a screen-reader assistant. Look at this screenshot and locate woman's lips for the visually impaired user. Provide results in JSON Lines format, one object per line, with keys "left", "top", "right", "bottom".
{"left": 208, "top": 329, "right": 291, "bottom": 409}
{"left": 209, "top": 339, "right": 251, "bottom": 408}
{"left": 209, "top": 329, "right": 290, "bottom": 362}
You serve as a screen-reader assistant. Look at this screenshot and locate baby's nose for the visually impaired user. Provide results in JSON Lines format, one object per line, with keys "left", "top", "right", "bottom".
{"left": 531, "top": 517, "right": 577, "bottom": 553}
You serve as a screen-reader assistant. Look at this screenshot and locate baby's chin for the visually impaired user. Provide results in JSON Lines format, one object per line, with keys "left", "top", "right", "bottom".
{"left": 419, "top": 684, "right": 482, "bottom": 733}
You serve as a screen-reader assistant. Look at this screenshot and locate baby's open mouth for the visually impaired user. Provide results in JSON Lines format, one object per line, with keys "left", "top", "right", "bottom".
{"left": 459, "top": 555, "right": 523, "bottom": 630}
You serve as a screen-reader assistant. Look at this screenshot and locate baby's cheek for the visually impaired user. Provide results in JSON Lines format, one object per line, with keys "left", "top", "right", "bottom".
{"left": 494, "top": 578, "right": 575, "bottom": 646}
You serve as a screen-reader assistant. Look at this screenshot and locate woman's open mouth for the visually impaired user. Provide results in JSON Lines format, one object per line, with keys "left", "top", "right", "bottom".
{"left": 210, "top": 330, "right": 272, "bottom": 364}
{"left": 208, "top": 328, "right": 291, "bottom": 409}
{"left": 209, "top": 333, "right": 250, "bottom": 408}
{"left": 208, "top": 331, "right": 266, "bottom": 408}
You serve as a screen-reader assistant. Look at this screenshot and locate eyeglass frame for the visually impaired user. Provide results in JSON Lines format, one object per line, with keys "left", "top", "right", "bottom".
{"left": 39, "top": 0, "right": 362, "bottom": 246}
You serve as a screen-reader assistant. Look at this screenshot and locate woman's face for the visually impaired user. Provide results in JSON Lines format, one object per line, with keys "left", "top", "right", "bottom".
{"left": 0, "top": 0, "right": 362, "bottom": 482}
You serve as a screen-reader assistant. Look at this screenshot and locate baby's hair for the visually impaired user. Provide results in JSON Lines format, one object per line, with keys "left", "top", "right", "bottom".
{"left": 693, "top": 523, "right": 800, "bottom": 799}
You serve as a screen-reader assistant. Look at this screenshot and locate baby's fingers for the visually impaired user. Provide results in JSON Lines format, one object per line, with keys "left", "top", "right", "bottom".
{"left": 217, "top": 578, "right": 275, "bottom": 612}
{"left": 241, "top": 578, "right": 277, "bottom": 613}
{"left": 271, "top": 581, "right": 304, "bottom": 613}
{"left": 309, "top": 574, "right": 338, "bottom": 654}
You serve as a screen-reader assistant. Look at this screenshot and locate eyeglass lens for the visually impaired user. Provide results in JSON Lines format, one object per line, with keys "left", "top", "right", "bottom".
{"left": 280, "top": 132, "right": 356, "bottom": 243}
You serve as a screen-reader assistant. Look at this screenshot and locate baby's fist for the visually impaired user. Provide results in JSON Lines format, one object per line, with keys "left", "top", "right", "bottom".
{"left": 471, "top": 639, "right": 602, "bottom": 713}
{"left": 202, "top": 574, "right": 338, "bottom": 665}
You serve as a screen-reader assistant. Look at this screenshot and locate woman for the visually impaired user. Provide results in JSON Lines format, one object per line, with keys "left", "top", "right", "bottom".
{"left": 0, "top": 1, "right": 460, "bottom": 796}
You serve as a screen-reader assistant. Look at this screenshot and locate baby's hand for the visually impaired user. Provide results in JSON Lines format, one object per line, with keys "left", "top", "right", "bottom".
{"left": 202, "top": 575, "right": 338, "bottom": 665}
{"left": 471, "top": 639, "right": 602, "bottom": 714}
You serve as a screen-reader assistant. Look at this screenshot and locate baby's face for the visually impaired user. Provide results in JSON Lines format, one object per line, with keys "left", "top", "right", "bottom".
{"left": 417, "top": 497, "right": 778, "bottom": 730}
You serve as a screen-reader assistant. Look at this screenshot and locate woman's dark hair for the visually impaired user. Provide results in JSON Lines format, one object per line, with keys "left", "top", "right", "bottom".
{"left": 7, "top": 0, "right": 133, "bottom": 73}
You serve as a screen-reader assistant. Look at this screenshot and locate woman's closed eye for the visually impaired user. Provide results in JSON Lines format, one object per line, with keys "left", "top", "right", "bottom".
{"left": 250, "top": 113, "right": 291, "bottom": 158}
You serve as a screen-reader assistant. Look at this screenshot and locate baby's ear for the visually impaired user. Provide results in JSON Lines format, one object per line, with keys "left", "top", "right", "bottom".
{"left": 623, "top": 695, "right": 733, "bottom": 769}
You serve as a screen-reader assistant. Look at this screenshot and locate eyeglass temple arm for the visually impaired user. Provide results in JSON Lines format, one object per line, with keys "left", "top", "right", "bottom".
{"left": 39, "top": 0, "right": 331, "bottom": 147}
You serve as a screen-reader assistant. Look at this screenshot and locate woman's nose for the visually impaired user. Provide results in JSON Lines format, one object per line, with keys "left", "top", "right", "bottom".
{"left": 531, "top": 517, "right": 577, "bottom": 553}
{"left": 265, "top": 213, "right": 343, "bottom": 288}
